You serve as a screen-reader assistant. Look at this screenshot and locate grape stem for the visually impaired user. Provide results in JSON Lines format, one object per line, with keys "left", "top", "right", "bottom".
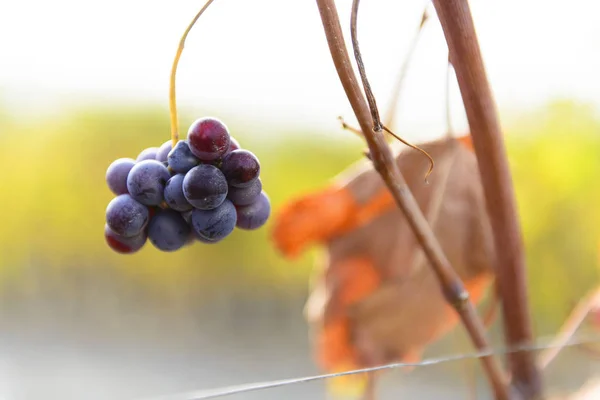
{"left": 169, "top": 0, "right": 216, "bottom": 148}
{"left": 315, "top": 0, "right": 511, "bottom": 398}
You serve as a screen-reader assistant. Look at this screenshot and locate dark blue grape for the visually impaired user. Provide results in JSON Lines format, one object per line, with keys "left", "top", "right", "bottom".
{"left": 187, "top": 117, "right": 230, "bottom": 161}
{"left": 126, "top": 160, "right": 171, "bottom": 206}
{"left": 227, "top": 178, "right": 262, "bottom": 206}
{"left": 191, "top": 199, "right": 236, "bottom": 242}
{"left": 167, "top": 140, "right": 200, "bottom": 173}
{"left": 105, "top": 194, "right": 149, "bottom": 237}
{"left": 106, "top": 158, "right": 135, "bottom": 195}
{"left": 164, "top": 174, "right": 193, "bottom": 212}
{"left": 221, "top": 149, "right": 260, "bottom": 188}
{"left": 136, "top": 147, "right": 159, "bottom": 162}
{"left": 236, "top": 192, "right": 271, "bottom": 230}
{"left": 156, "top": 140, "right": 173, "bottom": 163}
{"left": 183, "top": 164, "right": 228, "bottom": 210}
{"left": 147, "top": 209, "right": 190, "bottom": 252}
{"left": 104, "top": 224, "right": 147, "bottom": 254}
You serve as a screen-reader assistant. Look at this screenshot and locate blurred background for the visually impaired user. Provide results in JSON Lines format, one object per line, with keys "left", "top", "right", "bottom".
{"left": 1, "top": 0, "right": 600, "bottom": 399}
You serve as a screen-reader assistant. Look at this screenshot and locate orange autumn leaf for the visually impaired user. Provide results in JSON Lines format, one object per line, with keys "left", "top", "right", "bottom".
{"left": 271, "top": 134, "right": 495, "bottom": 395}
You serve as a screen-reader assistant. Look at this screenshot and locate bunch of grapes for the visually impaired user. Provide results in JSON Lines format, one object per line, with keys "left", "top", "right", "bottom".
{"left": 104, "top": 117, "right": 271, "bottom": 254}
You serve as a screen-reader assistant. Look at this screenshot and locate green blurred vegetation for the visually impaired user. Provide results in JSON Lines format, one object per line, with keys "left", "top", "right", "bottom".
{"left": 0, "top": 100, "right": 598, "bottom": 332}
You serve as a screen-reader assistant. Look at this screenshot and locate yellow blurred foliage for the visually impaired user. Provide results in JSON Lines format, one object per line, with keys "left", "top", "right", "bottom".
{"left": 0, "top": 100, "right": 598, "bottom": 330}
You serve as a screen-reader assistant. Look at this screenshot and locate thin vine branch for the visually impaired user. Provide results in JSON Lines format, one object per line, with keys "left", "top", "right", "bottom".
{"left": 169, "top": 0, "right": 216, "bottom": 147}
{"left": 431, "top": 0, "right": 542, "bottom": 398}
{"left": 349, "top": 0, "right": 434, "bottom": 180}
{"left": 315, "top": 0, "right": 510, "bottom": 398}
{"left": 537, "top": 287, "right": 600, "bottom": 370}
{"left": 384, "top": 7, "right": 430, "bottom": 130}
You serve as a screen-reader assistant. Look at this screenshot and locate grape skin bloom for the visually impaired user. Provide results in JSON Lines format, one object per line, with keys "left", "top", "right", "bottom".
{"left": 105, "top": 194, "right": 149, "bottom": 237}
{"left": 127, "top": 160, "right": 171, "bottom": 206}
{"left": 155, "top": 141, "right": 173, "bottom": 163}
{"left": 136, "top": 147, "right": 159, "bottom": 162}
{"left": 167, "top": 140, "right": 200, "bottom": 173}
{"left": 236, "top": 191, "right": 271, "bottom": 230}
{"left": 220, "top": 149, "right": 260, "bottom": 188}
{"left": 164, "top": 174, "right": 193, "bottom": 212}
{"left": 191, "top": 199, "right": 237, "bottom": 242}
{"left": 148, "top": 210, "right": 191, "bottom": 252}
{"left": 106, "top": 158, "right": 135, "bottom": 195}
{"left": 183, "top": 164, "right": 228, "bottom": 210}
{"left": 227, "top": 178, "right": 262, "bottom": 206}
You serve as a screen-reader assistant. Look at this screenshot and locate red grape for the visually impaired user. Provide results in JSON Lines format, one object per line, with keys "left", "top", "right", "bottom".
{"left": 104, "top": 224, "right": 147, "bottom": 254}
{"left": 221, "top": 149, "right": 260, "bottom": 188}
{"left": 187, "top": 117, "right": 231, "bottom": 161}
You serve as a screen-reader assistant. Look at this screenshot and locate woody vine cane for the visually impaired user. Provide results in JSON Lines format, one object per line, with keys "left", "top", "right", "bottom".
{"left": 432, "top": 0, "right": 542, "bottom": 398}
{"left": 317, "top": 0, "right": 509, "bottom": 399}
{"left": 315, "top": 0, "right": 511, "bottom": 399}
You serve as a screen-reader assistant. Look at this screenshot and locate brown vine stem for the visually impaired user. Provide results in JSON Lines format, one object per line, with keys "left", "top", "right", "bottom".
{"left": 315, "top": 0, "right": 510, "bottom": 398}
{"left": 431, "top": 0, "right": 542, "bottom": 398}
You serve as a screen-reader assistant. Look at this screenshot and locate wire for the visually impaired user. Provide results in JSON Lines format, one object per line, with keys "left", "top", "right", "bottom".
{"left": 141, "top": 333, "right": 600, "bottom": 400}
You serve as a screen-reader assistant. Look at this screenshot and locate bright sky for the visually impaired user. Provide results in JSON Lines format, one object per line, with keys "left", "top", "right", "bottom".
{"left": 1, "top": 0, "right": 599, "bottom": 140}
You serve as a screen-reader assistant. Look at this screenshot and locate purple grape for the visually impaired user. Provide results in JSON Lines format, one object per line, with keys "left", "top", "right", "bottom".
{"left": 156, "top": 140, "right": 173, "bottom": 163}
{"left": 227, "top": 178, "right": 262, "bottom": 206}
{"left": 235, "top": 192, "right": 271, "bottom": 230}
{"left": 187, "top": 117, "right": 230, "bottom": 161}
{"left": 182, "top": 164, "right": 228, "bottom": 210}
{"left": 147, "top": 209, "right": 190, "bottom": 252}
{"left": 191, "top": 199, "right": 236, "bottom": 242}
{"left": 164, "top": 174, "right": 193, "bottom": 212}
{"left": 221, "top": 149, "right": 260, "bottom": 188}
{"left": 136, "top": 147, "right": 159, "bottom": 162}
{"left": 106, "top": 194, "right": 149, "bottom": 237}
{"left": 106, "top": 158, "right": 135, "bottom": 195}
{"left": 104, "top": 224, "right": 147, "bottom": 254}
{"left": 224, "top": 137, "right": 240, "bottom": 155}
{"left": 167, "top": 140, "right": 200, "bottom": 173}
{"left": 126, "top": 160, "right": 171, "bottom": 206}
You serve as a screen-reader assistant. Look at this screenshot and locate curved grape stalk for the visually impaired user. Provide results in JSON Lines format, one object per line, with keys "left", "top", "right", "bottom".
{"left": 169, "top": 0, "right": 216, "bottom": 148}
